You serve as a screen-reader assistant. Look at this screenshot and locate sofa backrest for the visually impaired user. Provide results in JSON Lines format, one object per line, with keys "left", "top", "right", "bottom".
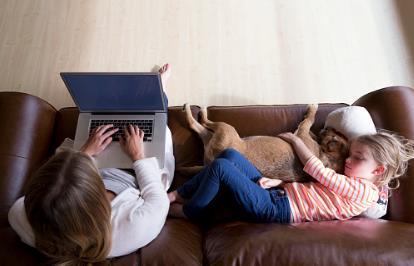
{"left": 206, "top": 104, "right": 345, "bottom": 137}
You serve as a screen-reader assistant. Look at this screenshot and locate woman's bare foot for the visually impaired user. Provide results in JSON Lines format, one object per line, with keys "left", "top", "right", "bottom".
{"left": 168, "top": 190, "right": 185, "bottom": 203}
{"left": 158, "top": 63, "right": 171, "bottom": 88}
{"left": 168, "top": 203, "right": 187, "bottom": 218}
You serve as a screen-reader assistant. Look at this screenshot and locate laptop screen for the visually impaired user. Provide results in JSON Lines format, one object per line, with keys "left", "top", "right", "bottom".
{"left": 60, "top": 73, "right": 166, "bottom": 112}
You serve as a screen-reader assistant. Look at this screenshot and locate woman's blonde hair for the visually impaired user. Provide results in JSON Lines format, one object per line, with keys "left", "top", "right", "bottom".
{"left": 355, "top": 130, "right": 414, "bottom": 189}
{"left": 24, "top": 150, "right": 111, "bottom": 265}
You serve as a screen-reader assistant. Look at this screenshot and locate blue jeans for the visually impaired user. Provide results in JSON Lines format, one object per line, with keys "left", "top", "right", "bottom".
{"left": 177, "top": 149, "right": 291, "bottom": 223}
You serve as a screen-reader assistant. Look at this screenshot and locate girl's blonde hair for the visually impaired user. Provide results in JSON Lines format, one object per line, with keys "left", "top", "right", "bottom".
{"left": 355, "top": 130, "right": 414, "bottom": 189}
{"left": 24, "top": 150, "right": 111, "bottom": 265}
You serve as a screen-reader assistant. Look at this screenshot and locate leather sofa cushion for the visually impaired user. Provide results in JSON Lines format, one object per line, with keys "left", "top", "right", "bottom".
{"left": 139, "top": 219, "right": 203, "bottom": 266}
{"left": 204, "top": 219, "right": 414, "bottom": 265}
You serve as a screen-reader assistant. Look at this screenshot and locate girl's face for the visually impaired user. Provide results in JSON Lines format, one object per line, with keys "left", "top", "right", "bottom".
{"left": 344, "top": 141, "right": 384, "bottom": 181}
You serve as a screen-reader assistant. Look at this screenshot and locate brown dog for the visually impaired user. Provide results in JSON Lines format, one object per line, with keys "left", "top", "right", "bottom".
{"left": 181, "top": 104, "right": 349, "bottom": 183}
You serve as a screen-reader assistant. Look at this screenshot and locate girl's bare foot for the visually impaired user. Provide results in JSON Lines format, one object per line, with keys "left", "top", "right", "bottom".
{"left": 168, "top": 190, "right": 185, "bottom": 203}
{"left": 167, "top": 191, "right": 176, "bottom": 202}
{"left": 158, "top": 63, "right": 171, "bottom": 88}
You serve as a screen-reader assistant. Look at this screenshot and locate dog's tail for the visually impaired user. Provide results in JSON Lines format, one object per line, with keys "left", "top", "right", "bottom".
{"left": 294, "top": 104, "right": 318, "bottom": 136}
{"left": 183, "top": 103, "right": 201, "bottom": 129}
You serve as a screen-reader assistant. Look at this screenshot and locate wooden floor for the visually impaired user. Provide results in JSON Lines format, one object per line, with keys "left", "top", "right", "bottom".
{"left": 0, "top": 0, "right": 413, "bottom": 109}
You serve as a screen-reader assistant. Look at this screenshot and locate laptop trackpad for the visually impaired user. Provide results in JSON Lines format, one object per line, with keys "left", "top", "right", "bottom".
{"left": 96, "top": 142, "right": 132, "bottom": 169}
{"left": 94, "top": 141, "right": 162, "bottom": 169}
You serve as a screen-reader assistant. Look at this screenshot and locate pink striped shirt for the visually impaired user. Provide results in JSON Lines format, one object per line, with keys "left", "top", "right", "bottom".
{"left": 284, "top": 156, "right": 379, "bottom": 223}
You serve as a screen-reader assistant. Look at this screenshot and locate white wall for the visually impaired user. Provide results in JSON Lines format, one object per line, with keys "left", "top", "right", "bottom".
{"left": 0, "top": 0, "right": 413, "bottom": 109}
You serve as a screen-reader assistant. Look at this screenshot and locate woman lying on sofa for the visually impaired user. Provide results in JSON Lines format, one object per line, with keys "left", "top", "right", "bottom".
{"left": 168, "top": 120, "right": 414, "bottom": 224}
{"left": 8, "top": 64, "right": 175, "bottom": 264}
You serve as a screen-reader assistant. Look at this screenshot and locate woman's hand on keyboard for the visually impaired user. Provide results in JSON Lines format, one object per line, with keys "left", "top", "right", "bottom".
{"left": 120, "top": 125, "right": 145, "bottom": 161}
{"left": 80, "top": 124, "right": 118, "bottom": 156}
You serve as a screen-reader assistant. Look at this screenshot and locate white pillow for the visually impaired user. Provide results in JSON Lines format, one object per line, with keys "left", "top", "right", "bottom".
{"left": 324, "top": 106, "right": 376, "bottom": 140}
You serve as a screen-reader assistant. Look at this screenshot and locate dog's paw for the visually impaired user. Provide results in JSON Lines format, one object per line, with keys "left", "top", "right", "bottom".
{"left": 305, "top": 104, "right": 318, "bottom": 118}
{"left": 308, "top": 103, "right": 318, "bottom": 112}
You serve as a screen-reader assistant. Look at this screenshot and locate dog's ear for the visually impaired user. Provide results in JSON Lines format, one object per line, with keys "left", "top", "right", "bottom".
{"left": 319, "top": 128, "right": 349, "bottom": 174}
{"left": 330, "top": 130, "right": 349, "bottom": 155}
{"left": 328, "top": 137, "right": 346, "bottom": 153}
{"left": 319, "top": 128, "right": 349, "bottom": 154}
{"left": 318, "top": 128, "right": 331, "bottom": 142}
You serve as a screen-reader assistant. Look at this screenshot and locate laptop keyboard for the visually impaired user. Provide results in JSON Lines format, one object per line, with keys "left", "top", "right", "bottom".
{"left": 89, "top": 119, "right": 154, "bottom": 142}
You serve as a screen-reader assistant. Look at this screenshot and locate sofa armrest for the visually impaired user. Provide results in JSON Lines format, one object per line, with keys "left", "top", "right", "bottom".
{"left": 0, "top": 92, "right": 56, "bottom": 227}
{"left": 353, "top": 86, "right": 414, "bottom": 223}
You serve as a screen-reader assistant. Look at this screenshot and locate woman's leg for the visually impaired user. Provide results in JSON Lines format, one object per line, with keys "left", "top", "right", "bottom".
{"left": 158, "top": 63, "right": 169, "bottom": 111}
{"left": 183, "top": 158, "right": 277, "bottom": 221}
{"left": 159, "top": 63, "right": 171, "bottom": 90}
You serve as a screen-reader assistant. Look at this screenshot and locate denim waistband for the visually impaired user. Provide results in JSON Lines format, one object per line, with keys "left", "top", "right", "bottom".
{"left": 268, "top": 188, "right": 291, "bottom": 223}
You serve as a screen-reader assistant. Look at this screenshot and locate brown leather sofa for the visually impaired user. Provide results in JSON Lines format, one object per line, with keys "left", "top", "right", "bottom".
{"left": 1, "top": 86, "right": 414, "bottom": 265}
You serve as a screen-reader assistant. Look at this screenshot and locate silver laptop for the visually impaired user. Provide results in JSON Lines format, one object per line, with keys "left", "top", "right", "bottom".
{"left": 60, "top": 72, "right": 167, "bottom": 169}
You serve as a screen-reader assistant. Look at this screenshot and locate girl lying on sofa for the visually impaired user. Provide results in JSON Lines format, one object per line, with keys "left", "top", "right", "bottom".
{"left": 168, "top": 124, "right": 414, "bottom": 223}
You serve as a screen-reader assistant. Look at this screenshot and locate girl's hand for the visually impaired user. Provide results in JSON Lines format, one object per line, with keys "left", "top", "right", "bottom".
{"left": 120, "top": 125, "right": 145, "bottom": 161}
{"left": 257, "top": 177, "right": 282, "bottom": 189}
{"left": 279, "top": 132, "right": 314, "bottom": 165}
{"left": 278, "top": 132, "right": 300, "bottom": 145}
{"left": 80, "top": 124, "right": 118, "bottom": 156}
